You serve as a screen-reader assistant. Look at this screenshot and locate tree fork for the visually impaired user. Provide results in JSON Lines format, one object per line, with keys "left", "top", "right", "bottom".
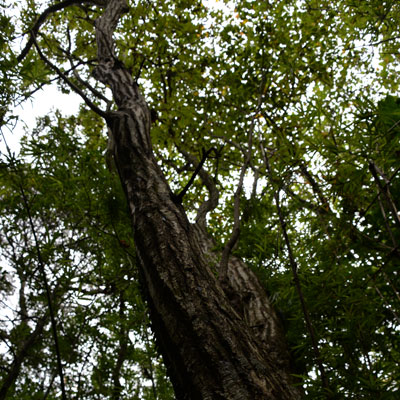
{"left": 93, "top": 0, "right": 302, "bottom": 398}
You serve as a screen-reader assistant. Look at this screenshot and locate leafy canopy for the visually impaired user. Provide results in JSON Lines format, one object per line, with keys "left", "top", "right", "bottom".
{"left": 0, "top": 0, "right": 400, "bottom": 398}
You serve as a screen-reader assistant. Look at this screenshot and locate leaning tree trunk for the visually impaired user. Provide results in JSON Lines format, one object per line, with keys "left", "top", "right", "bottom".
{"left": 93, "top": 1, "right": 302, "bottom": 398}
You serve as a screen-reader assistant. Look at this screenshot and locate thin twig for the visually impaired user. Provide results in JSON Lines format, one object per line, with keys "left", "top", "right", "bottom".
{"left": 174, "top": 147, "right": 215, "bottom": 204}
{"left": 369, "top": 161, "right": 400, "bottom": 229}
{"left": 375, "top": 186, "right": 397, "bottom": 248}
{"left": 17, "top": 0, "right": 105, "bottom": 62}
{"left": 219, "top": 76, "right": 265, "bottom": 280}
{"left": 0, "top": 133, "right": 67, "bottom": 400}
{"left": 58, "top": 42, "right": 112, "bottom": 106}
{"left": 361, "top": 165, "right": 400, "bottom": 217}
{"left": 369, "top": 36, "right": 400, "bottom": 46}
{"left": 31, "top": 32, "right": 108, "bottom": 119}
{"left": 369, "top": 276, "right": 400, "bottom": 325}
{"left": 179, "top": 147, "right": 220, "bottom": 228}
{"left": 274, "top": 190, "right": 330, "bottom": 393}
{"left": 259, "top": 131, "right": 330, "bottom": 394}
{"left": 111, "top": 293, "right": 127, "bottom": 400}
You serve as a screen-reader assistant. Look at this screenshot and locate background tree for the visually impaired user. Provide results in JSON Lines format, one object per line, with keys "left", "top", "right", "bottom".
{"left": 0, "top": 0, "right": 399, "bottom": 398}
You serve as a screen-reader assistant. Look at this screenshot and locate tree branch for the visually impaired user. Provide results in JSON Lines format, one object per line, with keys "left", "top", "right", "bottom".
{"left": 0, "top": 136, "right": 67, "bottom": 400}
{"left": 219, "top": 76, "right": 265, "bottom": 281}
{"left": 361, "top": 164, "right": 400, "bottom": 217}
{"left": 374, "top": 179, "right": 398, "bottom": 248}
{"left": 179, "top": 148, "right": 220, "bottom": 228}
{"left": 369, "top": 276, "right": 400, "bottom": 325}
{"left": 17, "top": 0, "right": 105, "bottom": 62}
{"left": 299, "top": 163, "right": 331, "bottom": 212}
{"left": 274, "top": 190, "right": 330, "bottom": 394}
{"left": 173, "top": 147, "right": 215, "bottom": 204}
{"left": 57, "top": 41, "right": 112, "bottom": 106}
{"left": 369, "top": 161, "right": 400, "bottom": 229}
{"left": 31, "top": 33, "right": 108, "bottom": 119}
{"left": 111, "top": 293, "right": 128, "bottom": 400}
{"left": 259, "top": 131, "right": 331, "bottom": 395}
{"left": 0, "top": 314, "right": 48, "bottom": 400}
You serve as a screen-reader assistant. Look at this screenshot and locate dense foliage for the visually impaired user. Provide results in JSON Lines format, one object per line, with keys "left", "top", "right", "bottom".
{"left": 0, "top": 0, "right": 399, "bottom": 398}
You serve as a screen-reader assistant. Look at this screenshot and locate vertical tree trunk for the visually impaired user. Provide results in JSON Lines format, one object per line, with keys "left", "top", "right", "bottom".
{"left": 93, "top": 1, "right": 302, "bottom": 398}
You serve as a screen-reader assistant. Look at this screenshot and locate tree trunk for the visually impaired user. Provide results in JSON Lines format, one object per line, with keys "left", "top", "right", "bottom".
{"left": 93, "top": 1, "right": 302, "bottom": 398}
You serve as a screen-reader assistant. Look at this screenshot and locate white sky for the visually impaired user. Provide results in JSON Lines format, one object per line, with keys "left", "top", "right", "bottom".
{"left": 0, "top": 0, "right": 233, "bottom": 312}
{"left": 1, "top": 0, "right": 233, "bottom": 158}
{"left": 1, "top": 87, "right": 82, "bottom": 157}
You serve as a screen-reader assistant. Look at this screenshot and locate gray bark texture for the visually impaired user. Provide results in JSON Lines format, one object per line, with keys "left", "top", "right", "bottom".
{"left": 93, "top": 1, "right": 302, "bottom": 398}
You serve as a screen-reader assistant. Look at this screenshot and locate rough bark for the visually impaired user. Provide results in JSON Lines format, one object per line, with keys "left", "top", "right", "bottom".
{"left": 93, "top": 1, "right": 302, "bottom": 398}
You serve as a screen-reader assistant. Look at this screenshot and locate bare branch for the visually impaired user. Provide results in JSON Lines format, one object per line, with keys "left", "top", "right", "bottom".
{"left": 31, "top": 33, "right": 108, "bottom": 119}
{"left": 17, "top": 0, "right": 105, "bottom": 62}
{"left": 179, "top": 148, "right": 220, "bottom": 228}
{"left": 274, "top": 190, "right": 330, "bottom": 392}
{"left": 173, "top": 147, "right": 215, "bottom": 204}
{"left": 259, "top": 131, "right": 330, "bottom": 393}
{"left": 369, "top": 161, "right": 400, "bottom": 229}
{"left": 60, "top": 45, "right": 112, "bottom": 106}
{"left": 0, "top": 135, "right": 67, "bottom": 400}
{"left": 219, "top": 76, "right": 265, "bottom": 281}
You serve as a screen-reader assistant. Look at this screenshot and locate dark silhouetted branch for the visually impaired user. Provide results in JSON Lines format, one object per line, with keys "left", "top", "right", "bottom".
{"left": 173, "top": 147, "right": 215, "bottom": 204}
{"left": 17, "top": 0, "right": 105, "bottom": 62}
{"left": 31, "top": 33, "right": 108, "bottom": 119}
